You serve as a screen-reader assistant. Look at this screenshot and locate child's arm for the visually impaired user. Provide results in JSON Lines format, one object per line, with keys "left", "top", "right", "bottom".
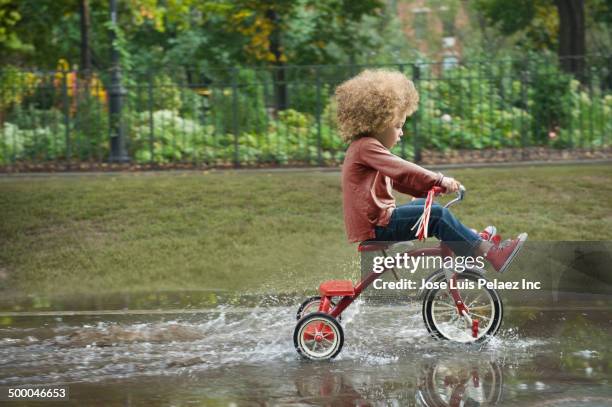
{"left": 395, "top": 174, "right": 460, "bottom": 195}
{"left": 392, "top": 180, "right": 438, "bottom": 197}
{"left": 359, "top": 139, "right": 443, "bottom": 197}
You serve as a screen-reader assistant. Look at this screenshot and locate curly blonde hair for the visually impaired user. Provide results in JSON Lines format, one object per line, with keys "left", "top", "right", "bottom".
{"left": 334, "top": 69, "right": 419, "bottom": 142}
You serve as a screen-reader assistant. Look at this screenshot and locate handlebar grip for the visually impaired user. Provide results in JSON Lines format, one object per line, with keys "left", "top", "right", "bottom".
{"left": 442, "top": 184, "right": 466, "bottom": 209}
{"left": 458, "top": 184, "right": 466, "bottom": 199}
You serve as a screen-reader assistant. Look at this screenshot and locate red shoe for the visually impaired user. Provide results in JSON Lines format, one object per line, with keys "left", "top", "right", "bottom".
{"left": 479, "top": 225, "right": 501, "bottom": 245}
{"left": 485, "top": 233, "right": 528, "bottom": 273}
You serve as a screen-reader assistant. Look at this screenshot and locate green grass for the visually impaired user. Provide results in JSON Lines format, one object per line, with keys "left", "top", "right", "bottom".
{"left": 0, "top": 164, "right": 611, "bottom": 297}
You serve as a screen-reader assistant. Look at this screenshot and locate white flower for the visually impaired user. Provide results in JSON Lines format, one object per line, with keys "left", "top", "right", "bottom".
{"left": 441, "top": 114, "right": 452, "bottom": 123}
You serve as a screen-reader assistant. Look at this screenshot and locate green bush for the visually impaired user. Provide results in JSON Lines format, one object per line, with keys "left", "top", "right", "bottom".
{"left": 124, "top": 107, "right": 347, "bottom": 165}
{"left": 416, "top": 63, "right": 537, "bottom": 151}
{"left": 1, "top": 123, "right": 24, "bottom": 163}
{"left": 0, "top": 66, "right": 40, "bottom": 111}
{"left": 289, "top": 82, "right": 332, "bottom": 116}
{"left": 526, "top": 63, "right": 573, "bottom": 145}
{"left": 555, "top": 83, "right": 612, "bottom": 148}
{"left": 1, "top": 121, "right": 67, "bottom": 163}
{"left": 130, "top": 109, "right": 214, "bottom": 164}
{"left": 151, "top": 74, "right": 183, "bottom": 112}
{"left": 2, "top": 103, "right": 111, "bottom": 164}
{"left": 5, "top": 105, "right": 63, "bottom": 130}
{"left": 72, "top": 94, "right": 109, "bottom": 160}
{"left": 207, "top": 69, "right": 268, "bottom": 135}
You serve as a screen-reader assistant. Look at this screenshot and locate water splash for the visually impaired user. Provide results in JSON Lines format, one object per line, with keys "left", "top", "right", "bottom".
{"left": 0, "top": 299, "right": 551, "bottom": 384}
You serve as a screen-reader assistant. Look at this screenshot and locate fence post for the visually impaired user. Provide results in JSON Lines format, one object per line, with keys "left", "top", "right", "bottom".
{"left": 315, "top": 66, "right": 323, "bottom": 166}
{"left": 13, "top": 87, "right": 17, "bottom": 163}
{"left": 588, "top": 65, "right": 594, "bottom": 151}
{"left": 108, "top": 0, "right": 129, "bottom": 163}
{"left": 147, "top": 71, "right": 154, "bottom": 165}
{"left": 3, "top": 83, "right": 16, "bottom": 164}
{"left": 520, "top": 68, "right": 528, "bottom": 160}
{"left": 0, "top": 82, "right": 10, "bottom": 164}
{"left": 1, "top": 84, "right": 5, "bottom": 164}
{"left": 412, "top": 64, "right": 421, "bottom": 163}
{"left": 74, "top": 76, "right": 81, "bottom": 161}
{"left": 231, "top": 67, "right": 240, "bottom": 167}
{"left": 599, "top": 55, "right": 612, "bottom": 147}
{"left": 62, "top": 71, "right": 71, "bottom": 166}
{"left": 603, "top": 57, "right": 609, "bottom": 148}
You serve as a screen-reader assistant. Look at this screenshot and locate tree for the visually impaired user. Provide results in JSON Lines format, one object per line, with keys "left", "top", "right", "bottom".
{"left": 79, "top": 0, "right": 92, "bottom": 74}
{"left": 471, "top": 0, "right": 558, "bottom": 53}
{"left": 472, "top": 0, "right": 589, "bottom": 78}
{"left": 0, "top": 0, "right": 32, "bottom": 56}
{"left": 555, "top": 0, "right": 585, "bottom": 79}
{"left": 225, "top": 0, "right": 385, "bottom": 109}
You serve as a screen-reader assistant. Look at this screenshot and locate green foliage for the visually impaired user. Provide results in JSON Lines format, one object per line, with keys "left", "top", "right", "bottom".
{"left": 151, "top": 73, "right": 183, "bottom": 111}
{"left": 267, "top": 109, "right": 313, "bottom": 162}
{"left": 1, "top": 120, "right": 66, "bottom": 163}
{"left": 208, "top": 69, "right": 268, "bottom": 135}
{"left": 473, "top": 0, "right": 537, "bottom": 35}
{"left": 1, "top": 103, "right": 110, "bottom": 164}
{"left": 555, "top": 83, "right": 612, "bottom": 148}
{"left": 71, "top": 93, "right": 109, "bottom": 160}
{"left": 288, "top": 82, "right": 330, "bottom": 115}
{"left": 2, "top": 59, "right": 610, "bottom": 166}
{"left": 104, "top": 20, "right": 134, "bottom": 72}
{"left": 0, "top": 66, "right": 39, "bottom": 110}
{"left": 130, "top": 109, "right": 213, "bottom": 164}
{"left": 527, "top": 62, "right": 573, "bottom": 144}
{"left": 1, "top": 0, "right": 388, "bottom": 73}
{"left": 284, "top": 0, "right": 388, "bottom": 65}
{"left": 471, "top": 0, "right": 559, "bottom": 54}
{"left": 125, "top": 107, "right": 347, "bottom": 166}
{"left": 5, "top": 105, "right": 63, "bottom": 130}
{"left": 416, "top": 63, "right": 533, "bottom": 150}
{"left": 3, "top": 1, "right": 85, "bottom": 68}
{"left": 0, "top": 0, "right": 30, "bottom": 52}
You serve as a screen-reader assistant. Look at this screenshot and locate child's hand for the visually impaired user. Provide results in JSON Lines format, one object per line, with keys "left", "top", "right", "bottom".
{"left": 441, "top": 176, "right": 461, "bottom": 193}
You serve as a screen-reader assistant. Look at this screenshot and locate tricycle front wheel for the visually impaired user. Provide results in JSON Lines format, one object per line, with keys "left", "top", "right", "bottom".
{"left": 422, "top": 271, "right": 503, "bottom": 343}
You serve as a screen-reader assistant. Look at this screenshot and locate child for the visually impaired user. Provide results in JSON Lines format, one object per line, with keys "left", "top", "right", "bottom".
{"left": 335, "top": 69, "right": 527, "bottom": 273}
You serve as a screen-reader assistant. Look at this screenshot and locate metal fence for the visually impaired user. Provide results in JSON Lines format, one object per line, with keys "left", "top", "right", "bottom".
{"left": 1, "top": 54, "right": 610, "bottom": 169}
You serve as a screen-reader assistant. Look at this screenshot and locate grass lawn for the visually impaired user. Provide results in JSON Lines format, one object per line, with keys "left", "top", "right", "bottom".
{"left": 1, "top": 164, "right": 611, "bottom": 298}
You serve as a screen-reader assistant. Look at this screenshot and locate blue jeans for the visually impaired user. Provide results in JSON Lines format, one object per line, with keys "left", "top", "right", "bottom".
{"left": 373, "top": 199, "right": 483, "bottom": 257}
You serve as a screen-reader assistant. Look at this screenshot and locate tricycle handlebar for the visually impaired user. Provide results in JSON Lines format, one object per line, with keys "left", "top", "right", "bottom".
{"left": 443, "top": 185, "right": 465, "bottom": 209}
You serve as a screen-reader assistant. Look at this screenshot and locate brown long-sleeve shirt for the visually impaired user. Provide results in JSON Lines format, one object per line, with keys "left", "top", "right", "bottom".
{"left": 341, "top": 137, "right": 443, "bottom": 243}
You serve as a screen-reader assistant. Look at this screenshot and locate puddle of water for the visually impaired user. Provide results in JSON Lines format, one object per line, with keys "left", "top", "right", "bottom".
{"left": 0, "top": 296, "right": 610, "bottom": 406}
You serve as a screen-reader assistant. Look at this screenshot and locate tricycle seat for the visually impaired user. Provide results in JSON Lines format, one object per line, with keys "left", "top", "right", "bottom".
{"left": 319, "top": 280, "right": 355, "bottom": 296}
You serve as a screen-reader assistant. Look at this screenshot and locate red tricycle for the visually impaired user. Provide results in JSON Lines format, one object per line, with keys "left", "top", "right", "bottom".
{"left": 293, "top": 186, "right": 506, "bottom": 360}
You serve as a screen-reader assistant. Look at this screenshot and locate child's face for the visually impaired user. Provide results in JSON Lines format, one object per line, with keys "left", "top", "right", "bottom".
{"left": 377, "top": 113, "right": 407, "bottom": 149}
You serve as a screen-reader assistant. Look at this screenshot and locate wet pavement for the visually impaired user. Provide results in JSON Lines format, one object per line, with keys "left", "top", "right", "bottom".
{"left": 0, "top": 295, "right": 610, "bottom": 406}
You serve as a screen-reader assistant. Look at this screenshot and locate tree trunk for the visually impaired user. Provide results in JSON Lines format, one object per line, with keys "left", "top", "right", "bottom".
{"left": 554, "top": 0, "right": 585, "bottom": 80}
{"left": 79, "top": 0, "right": 92, "bottom": 76}
{"left": 266, "top": 8, "right": 287, "bottom": 111}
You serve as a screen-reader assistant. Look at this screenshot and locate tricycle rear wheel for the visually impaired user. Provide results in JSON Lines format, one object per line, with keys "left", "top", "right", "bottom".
{"left": 294, "top": 312, "right": 344, "bottom": 360}
{"left": 296, "top": 296, "right": 341, "bottom": 321}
